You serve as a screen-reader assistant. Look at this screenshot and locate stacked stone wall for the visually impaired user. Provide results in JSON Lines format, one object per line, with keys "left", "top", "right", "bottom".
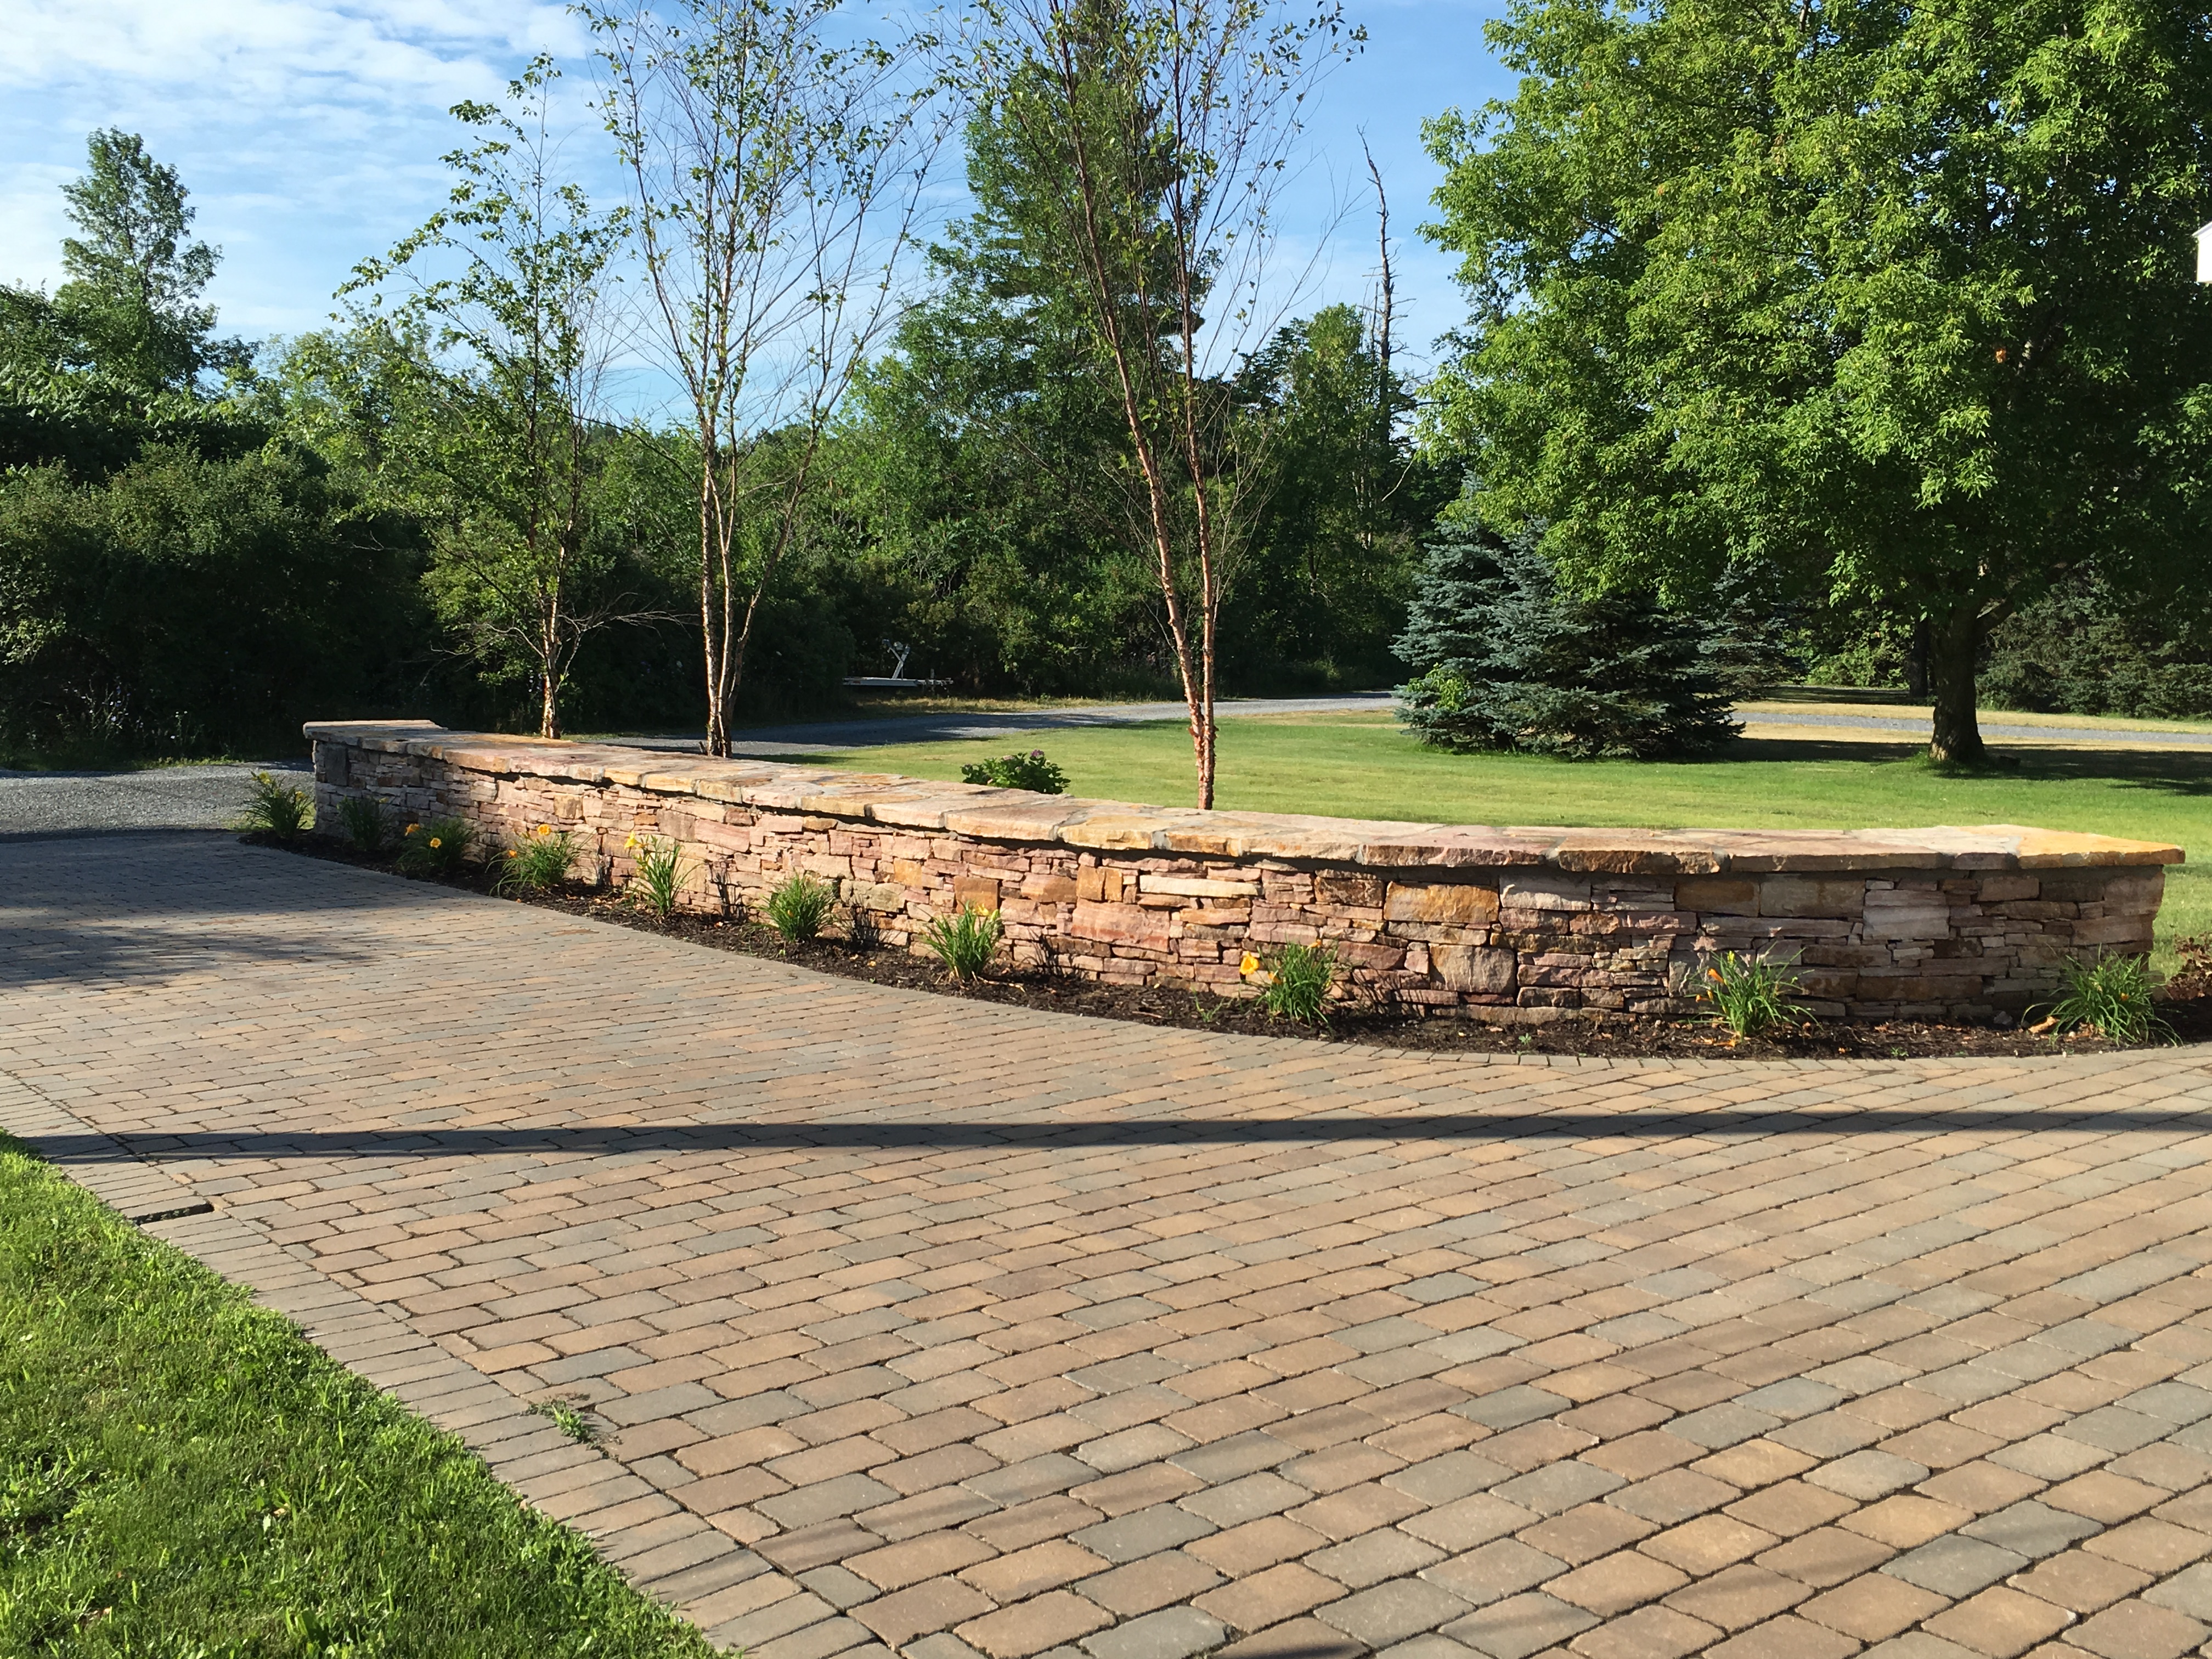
{"left": 306, "top": 723, "right": 2181, "bottom": 1025}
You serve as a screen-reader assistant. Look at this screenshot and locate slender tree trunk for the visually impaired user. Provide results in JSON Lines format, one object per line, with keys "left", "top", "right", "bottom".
{"left": 1926, "top": 601, "right": 1985, "bottom": 765}
{"left": 541, "top": 664, "right": 560, "bottom": 738}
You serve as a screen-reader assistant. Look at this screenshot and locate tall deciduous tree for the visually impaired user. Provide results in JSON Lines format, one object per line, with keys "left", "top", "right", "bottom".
{"left": 962, "top": 0, "right": 1353, "bottom": 806}
{"left": 584, "top": 0, "right": 941, "bottom": 755}
{"left": 1424, "top": 0, "right": 2212, "bottom": 764}
{"left": 343, "top": 58, "right": 644, "bottom": 739}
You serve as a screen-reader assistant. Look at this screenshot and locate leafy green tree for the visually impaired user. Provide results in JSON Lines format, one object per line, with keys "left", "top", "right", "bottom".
{"left": 0, "top": 446, "right": 426, "bottom": 757}
{"left": 2, "top": 131, "right": 254, "bottom": 473}
{"left": 341, "top": 58, "right": 646, "bottom": 738}
{"left": 1424, "top": 0, "right": 2212, "bottom": 764}
{"left": 1395, "top": 517, "right": 1737, "bottom": 759}
{"left": 1227, "top": 304, "right": 1451, "bottom": 688}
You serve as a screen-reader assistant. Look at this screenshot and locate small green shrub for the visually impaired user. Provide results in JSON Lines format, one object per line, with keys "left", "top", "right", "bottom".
{"left": 766, "top": 873, "right": 836, "bottom": 943}
{"left": 1260, "top": 942, "right": 1338, "bottom": 1024}
{"left": 1699, "top": 951, "right": 1804, "bottom": 1041}
{"left": 960, "top": 749, "right": 1069, "bottom": 794}
{"left": 923, "top": 906, "right": 1003, "bottom": 981}
{"left": 2036, "top": 953, "right": 2173, "bottom": 1046}
{"left": 625, "top": 834, "right": 691, "bottom": 921}
{"left": 336, "top": 793, "right": 389, "bottom": 854}
{"left": 492, "top": 825, "right": 579, "bottom": 896}
{"left": 396, "top": 815, "right": 476, "bottom": 877}
{"left": 236, "top": 771, "right": 313, "bottom": 840}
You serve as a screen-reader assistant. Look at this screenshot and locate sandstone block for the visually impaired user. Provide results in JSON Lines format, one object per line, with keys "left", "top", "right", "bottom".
{"left": 1077, "top": 867, "right": 1130, "bottom": 904}
{"left": 1316, "top": 872, "right": 1385, "bottom": 906}
{"left": 1673, "top": 877, "right": 1757, "bottom": 916}
{"left": 1758, "top": 876, "right": 1867, "bottom": 918}
{"left": 952, "top": 876, "right": 1001, "bottom": 911}
{"left": 1024, "top": 874, "right": 1078, "bottom": 904}
{"left": 1141, "top": 873, "right": 1260, "bottom": 899}
{"left": 1385, "top": 882, "right": 1500, "bottom": 926}
{"left": 1499, "top": 872, "right": 1590, "bottom": 911}
{"left": 1431, "top": 945, "right": 1517, "bottom": 994}
{"left": 1071, "top": 901, "right": 1171, "bottom": 950}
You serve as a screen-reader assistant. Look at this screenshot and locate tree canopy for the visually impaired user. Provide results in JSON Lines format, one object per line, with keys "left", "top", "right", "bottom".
{"left": 1424, "top": 0, "right": 2212, "bottom": 761}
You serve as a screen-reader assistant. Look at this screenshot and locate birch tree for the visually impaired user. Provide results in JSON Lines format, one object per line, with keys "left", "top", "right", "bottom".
{"left": 584, "top": 0, "right": 941, "bottom": 754}
{"left": 345, "top": 58, "right": 639, "bottom": 738}
{"left": 962, "top": 0, "right": 1353, "bottom": 807}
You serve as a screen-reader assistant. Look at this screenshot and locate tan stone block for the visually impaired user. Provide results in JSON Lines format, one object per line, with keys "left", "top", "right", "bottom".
{"left": 1675, "top": 877, "right": 1759, "bottom": 916}
{"left": 1385, "top": 881, "right": 1502, "bottom": 927}
{"left": 952, "top": 876, "right": 1002, "bottom": 912}
{"left": 1758, "top": 876, "right": 1867, "bottom": 918}
{"left": 1070, "top": 900, "right": 1170, "bottom": 951}
{"left": 891, "top": 859, "right": 931, "bottom": 888}
{"left": 1023, "top": 873, "right": 1077, "bottom": 904}
{"left": 1926, "top": 1587, "right": 2075, "bottom": 1658}
{"left": 1432, "top": 945, "right": 1517, "bottom": 995}
{"left": 1141, "top": 873, "right": 1261, "bottom": 899}
{"left": 1316, "top": 872, "right": 1385, "bottom": 907}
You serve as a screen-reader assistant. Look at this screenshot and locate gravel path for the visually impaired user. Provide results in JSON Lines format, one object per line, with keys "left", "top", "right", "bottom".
{"left": 0, "top": 760, "right": 309, "bottom": 838}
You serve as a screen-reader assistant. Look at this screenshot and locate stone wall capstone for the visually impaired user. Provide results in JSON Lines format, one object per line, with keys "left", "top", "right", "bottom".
{"left": 305, "top": 721, "right": 2183, "bottom": 1025}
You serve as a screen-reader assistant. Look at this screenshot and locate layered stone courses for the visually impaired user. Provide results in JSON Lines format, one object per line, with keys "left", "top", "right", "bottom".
{"left": 306, "top": 722, "right": 2181, "bottom": 1024}
{"left": 10, "top": 834, "right": 2212, "bottom": 1659}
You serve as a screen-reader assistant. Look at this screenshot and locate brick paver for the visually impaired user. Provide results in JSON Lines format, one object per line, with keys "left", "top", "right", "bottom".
{"left": 7, "top": 831, "right": 2212, "bottom": 1659}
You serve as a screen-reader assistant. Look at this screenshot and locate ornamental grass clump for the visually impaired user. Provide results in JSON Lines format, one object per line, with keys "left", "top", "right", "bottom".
{"left": 492, "top": 825, "right": 579, "bottom": 896}
{"left": 625, "top": 834, "right": 691, "bottom": 921}
{"left": 960, "top": 749, "right": 1069, "bottom": 793}
{"left": 923, "top": 905, "right": 1002, "bottom": 981}
{"left": 765, "top": 873, "right": 836, "bottom": 943}
{"left": 396, "top": 815, "right": 475, "bottom": 877}
{"left": 1259, "top": 942, "right": 1337, "bottom": 1025}
{"left": 236, "top": 771, "right": 313, "bottom": 841}
{"left": 2037, "top": 953, "right": 2172, "bottom": 1046}
{"left": 1699, "top": 951, "right": 1804, "bottom": 1041}
{"left": 336, "top": 793, "right": 389, "bottom": 854}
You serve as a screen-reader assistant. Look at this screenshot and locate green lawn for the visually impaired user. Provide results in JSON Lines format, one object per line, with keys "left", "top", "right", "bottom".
{"left": 0, "top": 1136, "right": 710, "bottom": 1658}
{"left": 809, "top": 712, "right": 2212, "bottom": 958}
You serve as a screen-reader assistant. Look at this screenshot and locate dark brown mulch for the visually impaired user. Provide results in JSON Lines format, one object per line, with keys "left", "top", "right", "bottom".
{"left": 249, "top": 833, "right": 2211, "bottom": 1060}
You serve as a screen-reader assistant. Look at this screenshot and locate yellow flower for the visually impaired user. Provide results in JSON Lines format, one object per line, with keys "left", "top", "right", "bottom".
{"left": 624, "top": 834, "right": 637, "bottom": 849}
{"left": 535, "top": 823, "right": 551, "bottom": 836}
{"left": 506, "top": 848, "right": 520, "bottom": 859}
{"left": 1239, "top": 952, "right": 1261, "bottom": 976}
{"left": 404, "top": 823, "right": 421, "bottom": 835}
{"left": 428, "top": 837, "right": 443, "bottom": 849}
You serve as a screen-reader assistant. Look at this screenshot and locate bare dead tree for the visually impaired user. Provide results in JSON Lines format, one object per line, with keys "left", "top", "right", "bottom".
{"left": 965, "top": 0, "right": 1353, "bottom": 808}
{"left": 584, "top": 0, "right": 943, "bottom": 754}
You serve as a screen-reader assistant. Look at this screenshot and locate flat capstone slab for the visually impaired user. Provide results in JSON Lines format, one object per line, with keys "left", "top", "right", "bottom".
{"left": 6, "top": 828, "right": 2212, "bottom": 1659}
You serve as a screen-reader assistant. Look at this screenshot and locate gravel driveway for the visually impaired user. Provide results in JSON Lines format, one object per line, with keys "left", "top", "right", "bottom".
{"left": 0, "top": 760, "right": 311, "bottom": 838}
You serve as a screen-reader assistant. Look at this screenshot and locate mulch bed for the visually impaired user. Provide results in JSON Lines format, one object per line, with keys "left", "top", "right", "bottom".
{"left": 251, "top": 833, "right": 2212, "bottom": 1060}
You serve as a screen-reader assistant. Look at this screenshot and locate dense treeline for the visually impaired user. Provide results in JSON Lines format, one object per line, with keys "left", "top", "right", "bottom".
{"left": 9, "top": 0, "right": 2212, "bottom": 775}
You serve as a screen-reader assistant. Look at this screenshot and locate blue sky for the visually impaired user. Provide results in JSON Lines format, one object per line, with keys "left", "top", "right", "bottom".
{"left": 4, "top": 0, "right": 1516, "bottom": 392}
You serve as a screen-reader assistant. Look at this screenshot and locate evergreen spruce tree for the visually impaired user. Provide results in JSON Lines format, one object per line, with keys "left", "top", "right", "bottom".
{"left": 1394, "top": 519, "right": 1737, "bottom": 760}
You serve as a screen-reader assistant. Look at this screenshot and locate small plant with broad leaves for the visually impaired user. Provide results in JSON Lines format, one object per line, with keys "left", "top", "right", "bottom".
{"left": 625, "top": 834, "right": 691, "bottom": 921}
{"left": 238, "top": 771, "right": 313, "bottom": 840}
{"left": 765, "top": 873, "right": 836, "bottom": 943}
{"left": 960, "top": 749, "right": 1069, "bottom": 794}
{"left": 2034, "top": 953, "right": 2172, "bottom": 1046}
{"left": 923, "top": 905, "right": 1003, "bottom": 981}
{"left": 336, "top": 794, "right": 388, "bottom": 854}
{"left": 492, "top": 825, "right": 579, "bottom": 897}
{"left": 1699, "top": 951, "right": 1804, "bottom": 1041}
{"left": 1260, "top": 942, "right": 1337, "bottom": 1024}
{"left": 396, "top": 815, "right": 476, "bottom": 877}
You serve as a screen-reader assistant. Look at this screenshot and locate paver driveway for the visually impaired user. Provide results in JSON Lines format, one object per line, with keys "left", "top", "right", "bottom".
{"left": 8, "top": 831, "right": 2212, "bottom": 1659}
